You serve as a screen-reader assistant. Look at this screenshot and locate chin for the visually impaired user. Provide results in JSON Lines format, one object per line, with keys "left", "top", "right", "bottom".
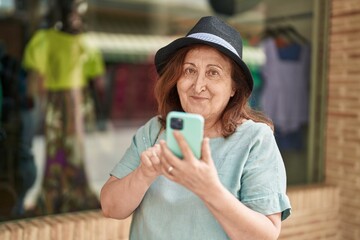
{"left": 183, "top": 105, "right": 211, "bottom": 117}
{"left": 186, "top": 110, "right": 208, "bottom": 118}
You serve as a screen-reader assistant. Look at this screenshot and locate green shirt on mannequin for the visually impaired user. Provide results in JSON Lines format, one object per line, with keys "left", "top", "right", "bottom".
{"left": 23, "top": 29, "right": 104, "bottom": 90}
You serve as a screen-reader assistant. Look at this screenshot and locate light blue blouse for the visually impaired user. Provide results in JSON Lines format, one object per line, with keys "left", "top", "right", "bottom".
{"left": 110, "top": 116, "right": 291, "bottom": 240}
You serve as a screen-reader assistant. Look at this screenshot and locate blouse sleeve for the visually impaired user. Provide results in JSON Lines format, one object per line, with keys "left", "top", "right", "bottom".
{"left": 110, "top": 116, "right": 161, "bottom": 179}
{"left": 240, "top": 125, "right": 291, "bottom": 221}
{"left": 83, "top": 48, "right": 105, "bottom": 79}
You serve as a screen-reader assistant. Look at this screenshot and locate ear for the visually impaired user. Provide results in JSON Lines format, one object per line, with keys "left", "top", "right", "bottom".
{"left": 230, "top": 88, "right": 236, "bottom": 97}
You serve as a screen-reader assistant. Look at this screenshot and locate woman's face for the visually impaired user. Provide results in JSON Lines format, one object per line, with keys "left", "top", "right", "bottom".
{"left": 177, "top": 45, "right": 235, "bottom": 124}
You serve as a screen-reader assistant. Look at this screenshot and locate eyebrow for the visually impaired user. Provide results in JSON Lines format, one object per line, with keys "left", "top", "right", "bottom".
{"left": 183, "top": 62, "right": 196, "bottom": 66}
{"left": 208, "top": 64, "right": 223, "bottom": 70}
{"left": 183, "top": 62, "right": 223, "bottom": 70}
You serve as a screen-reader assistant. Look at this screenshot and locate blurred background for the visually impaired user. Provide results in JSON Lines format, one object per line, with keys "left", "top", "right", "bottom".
{"left": 0, "top": 0, "right": 325, "bottom": 222}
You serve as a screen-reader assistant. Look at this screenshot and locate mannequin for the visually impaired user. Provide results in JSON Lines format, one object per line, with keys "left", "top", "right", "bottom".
{"left": 22, "top": 0, "right": 104, "bottom": 215}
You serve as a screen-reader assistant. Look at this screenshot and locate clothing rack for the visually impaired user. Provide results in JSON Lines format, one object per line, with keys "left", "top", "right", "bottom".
{"left": 264, "top": 12, "right": 313, "bottom": 44}
{"left": 230, "top": 12, "right": 313, "bottom": 25}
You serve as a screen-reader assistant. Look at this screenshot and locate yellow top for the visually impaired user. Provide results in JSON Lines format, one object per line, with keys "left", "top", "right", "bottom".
{"left": 23, "top": 29, "right": 104, "bottom": 90}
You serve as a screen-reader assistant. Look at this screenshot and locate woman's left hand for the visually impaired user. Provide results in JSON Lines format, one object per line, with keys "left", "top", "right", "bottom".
{"left": 159, "top": 131, "right": 222, "bottom": 199}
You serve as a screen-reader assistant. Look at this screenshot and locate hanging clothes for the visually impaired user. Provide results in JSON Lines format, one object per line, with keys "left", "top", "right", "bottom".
{"left": 243, "top": 39, "right": 265, "bottom": 110}
{"left": 243, "top": 40, "right": 265, "bottom": 90}
{"left": 22, "top": 28, "right": 104, "bottom": 215}
{"left": 110, "top": 63, "right": 157, "bottom": 123}
{"left": 260, "top": 37, "right": 310, "bottom": 135}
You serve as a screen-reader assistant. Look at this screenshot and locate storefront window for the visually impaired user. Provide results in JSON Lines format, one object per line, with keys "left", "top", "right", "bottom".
{"left": 0, "top": 0, "right": 326, "bottom": 221}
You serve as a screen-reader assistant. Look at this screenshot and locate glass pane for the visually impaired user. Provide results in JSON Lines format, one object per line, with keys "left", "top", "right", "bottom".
{"left": 0, "top": 0, "right": 320, "bottom": 221}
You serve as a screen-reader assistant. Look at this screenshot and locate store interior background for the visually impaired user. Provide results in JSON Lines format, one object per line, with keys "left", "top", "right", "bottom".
{"left": 0, "top": 0, "right": 320, "bottom": 221}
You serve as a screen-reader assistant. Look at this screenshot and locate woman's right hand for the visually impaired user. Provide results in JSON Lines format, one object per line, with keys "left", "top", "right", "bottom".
{"left": 139, "top": 144, "right": 162, "bottom": 180}
{"left": 101, "top": 143, "right": 162, "bottom": 219}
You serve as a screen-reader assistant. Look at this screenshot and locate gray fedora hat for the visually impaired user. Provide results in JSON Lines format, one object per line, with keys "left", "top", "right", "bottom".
{"left": 154, "top": 16, "right": 253, "bottom": 91}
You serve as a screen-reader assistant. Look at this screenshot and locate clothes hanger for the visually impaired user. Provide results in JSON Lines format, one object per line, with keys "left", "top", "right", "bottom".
{"left": 276, "top": 26, "right": 300, "bottom": 44}
{"left": 261, "top": 26, "right": 278, "bottom": 40}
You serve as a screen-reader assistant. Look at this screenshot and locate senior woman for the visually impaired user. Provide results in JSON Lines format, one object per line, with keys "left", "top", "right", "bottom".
{"left": 100, "top": 16, "right": 291, "bottom": 240}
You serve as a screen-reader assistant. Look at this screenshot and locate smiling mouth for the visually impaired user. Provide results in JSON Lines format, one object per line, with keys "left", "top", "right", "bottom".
{"left": 191, "top": 96, "right": 208, "bottom": 100}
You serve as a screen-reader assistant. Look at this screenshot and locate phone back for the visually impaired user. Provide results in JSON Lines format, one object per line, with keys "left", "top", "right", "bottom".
{"left": 166, "top": 111, "right": 204, "bottom": 159}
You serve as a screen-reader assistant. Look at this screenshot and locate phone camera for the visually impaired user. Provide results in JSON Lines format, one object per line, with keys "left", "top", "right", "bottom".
{"left": 170, "top": 117, "right": 183, "bottom": 130}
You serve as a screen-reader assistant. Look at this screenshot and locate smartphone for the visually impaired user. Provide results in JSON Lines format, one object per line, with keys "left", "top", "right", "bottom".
{"left": 166, "top": 111, "right": 204, "bottom": 159}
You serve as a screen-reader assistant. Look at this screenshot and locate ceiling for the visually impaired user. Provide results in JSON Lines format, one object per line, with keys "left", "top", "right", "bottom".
{"left": 81, "top": 0, "right": 267, "bottom": 63}
{"left": 86, "top": 0, "right": 266, "bottom": 37}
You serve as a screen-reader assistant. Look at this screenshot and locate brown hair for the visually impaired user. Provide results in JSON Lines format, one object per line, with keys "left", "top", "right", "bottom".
{"left": 154, "top": 45, "right": 273, "bottom": 137}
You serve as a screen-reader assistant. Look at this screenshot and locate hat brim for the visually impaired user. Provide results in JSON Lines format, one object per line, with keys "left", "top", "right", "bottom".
{"left": 154, "top": 37, "right": 254, "bottom": 91}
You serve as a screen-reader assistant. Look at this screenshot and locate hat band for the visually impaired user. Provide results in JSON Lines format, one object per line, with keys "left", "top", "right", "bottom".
{"left": 187, "top": 32, "right": 240, "bottom": 57}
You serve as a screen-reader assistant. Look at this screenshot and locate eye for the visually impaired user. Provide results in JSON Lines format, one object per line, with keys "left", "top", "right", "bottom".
{"left": 184, "top": 67, "right": 197, "bottom": 76}
{"left": 207, "top": 69, "right": 220, "bottom": 78}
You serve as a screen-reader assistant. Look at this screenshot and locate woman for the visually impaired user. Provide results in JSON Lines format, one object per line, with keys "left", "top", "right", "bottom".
{"left": 22, "top": 0, "right": 103, "bottom": 214}
{"left": 101, "top": 16, "right": 291, "bottom": 239}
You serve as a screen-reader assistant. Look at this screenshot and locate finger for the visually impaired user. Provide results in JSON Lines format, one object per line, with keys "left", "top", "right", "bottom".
{"left": 150, "top": 149, "right": 163, "bottom": 173}
{"left": 140, "top": 151, "right": 153, "bottom": 168}
{"left": 160, "top": 156, "right": 173, "bottom": 176}
{"left": 162, "top": 166, "right": 177, "bottom": 181}
{"left": 160, "top": 154, "right": 177, "bottom": 180}
{"left": 173, "top": 131, "right": 195, "bottom": 161}
{"left": 155, "top": 144, "right": 163, "bottom": 161}
{"left": 159, "top": 140, "right": 181, "bottom": 171}
{"left": 150, "top": 149, "right": 160, "bottom": 164}
{"left": 153, "top": 143, "right": 161, "bottom": 154}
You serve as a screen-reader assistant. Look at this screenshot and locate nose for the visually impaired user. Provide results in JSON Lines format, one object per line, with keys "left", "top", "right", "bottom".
{"left": 193, "top": 71, "right": 206, "bottom": 93}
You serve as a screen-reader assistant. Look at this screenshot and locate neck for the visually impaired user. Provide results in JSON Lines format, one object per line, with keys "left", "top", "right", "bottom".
{"left": 203, "top": 118, "right": 247, "bottom": 138}
{"left": 204, "top": 120, "right": 222, "bottom": 138}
